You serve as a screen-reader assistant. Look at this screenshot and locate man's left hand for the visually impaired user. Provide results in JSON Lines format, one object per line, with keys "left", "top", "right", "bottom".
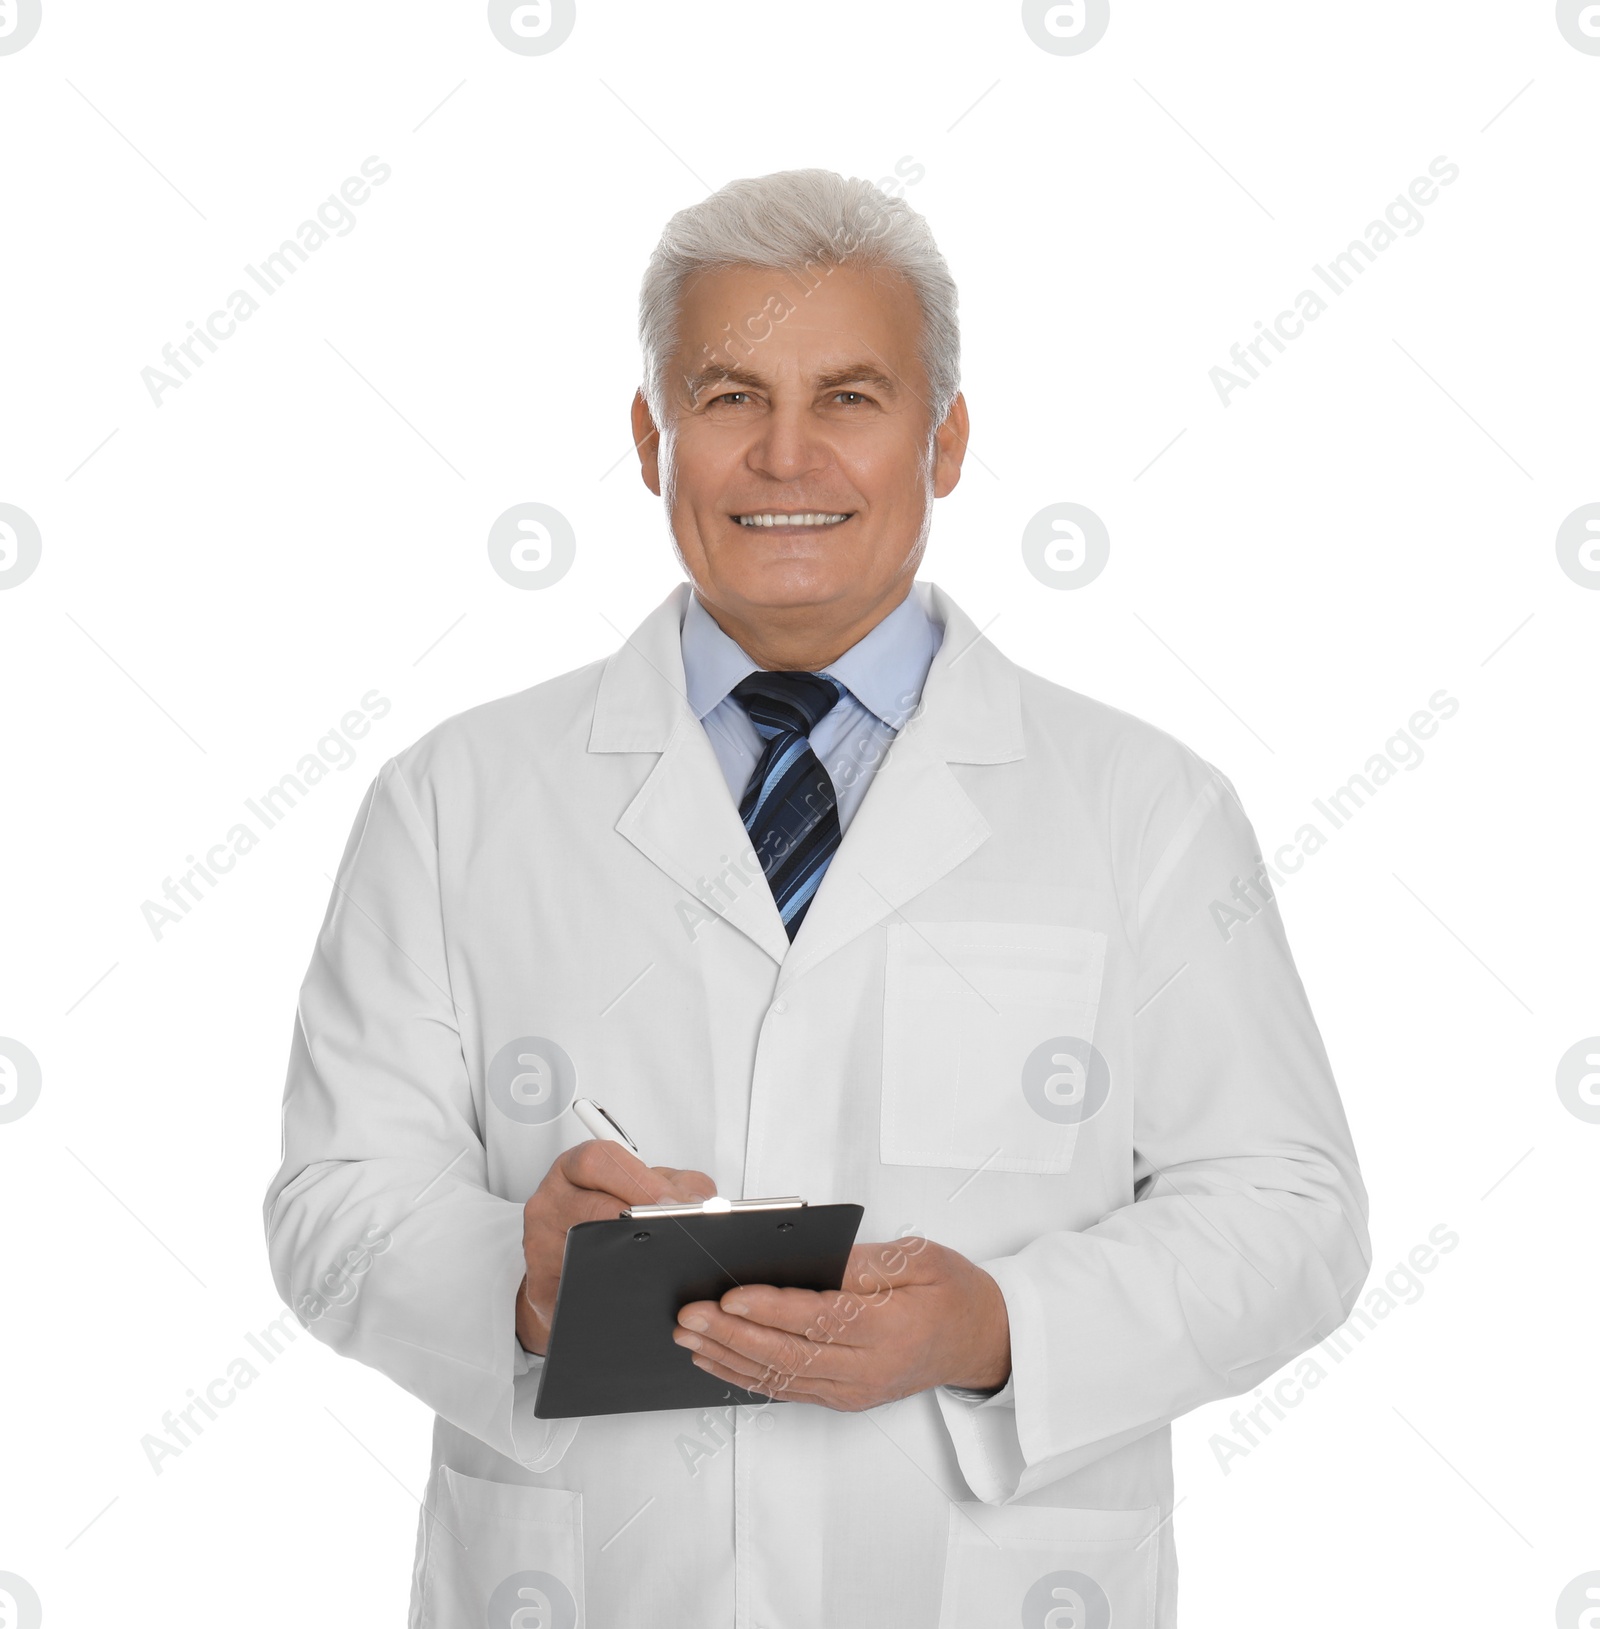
{"left": 673, "top": 1236, "right": 1010, "bottom": 1410}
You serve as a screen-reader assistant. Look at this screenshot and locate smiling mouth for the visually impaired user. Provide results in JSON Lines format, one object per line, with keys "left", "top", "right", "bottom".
{"left": 732, "top": 512, "right": 854, "bottom": 528}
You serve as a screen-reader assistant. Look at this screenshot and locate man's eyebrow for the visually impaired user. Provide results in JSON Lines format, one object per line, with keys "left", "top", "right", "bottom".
{"left": 683, "top": 363, "right": 764, "bottom": 398}
{"left": 682, "top": 362, "right": 903, "bottom": 401}
{"left": 814, "top": 364, "right": 901, "bottom": 396}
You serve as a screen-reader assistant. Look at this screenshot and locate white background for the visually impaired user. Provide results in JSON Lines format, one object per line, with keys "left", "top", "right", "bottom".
{"left": 1, "top": 2, "right": 1596, "bottom": 1624}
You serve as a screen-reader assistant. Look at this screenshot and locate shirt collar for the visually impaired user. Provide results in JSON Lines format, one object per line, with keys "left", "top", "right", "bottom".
{"left": 680, "top": 585, "right": 941, "bottom": 731}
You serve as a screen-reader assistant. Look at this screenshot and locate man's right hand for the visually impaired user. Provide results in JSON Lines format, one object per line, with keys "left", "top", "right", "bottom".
{"left": 516, "top": 1141, "right": 716, "bottom": 1357}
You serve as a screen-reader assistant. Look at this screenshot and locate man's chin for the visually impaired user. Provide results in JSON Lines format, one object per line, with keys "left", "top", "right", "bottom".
{"left": 692, "top": 557, "right": 863, "bottom": 616}
{"left": 700, "top": 573, "right": 866, "bottom": 622}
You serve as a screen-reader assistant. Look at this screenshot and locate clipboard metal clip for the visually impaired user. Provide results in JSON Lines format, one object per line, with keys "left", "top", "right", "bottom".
{"left": 624, "top": 1195, "right": 805, "bottom": 1219}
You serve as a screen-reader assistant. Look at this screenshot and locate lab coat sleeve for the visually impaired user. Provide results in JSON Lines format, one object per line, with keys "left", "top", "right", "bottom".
{"left": 262, "top": 755, "right": 577, "bottom": 1472}
{"left": 935, "top": 760, "right": 1371, "bottom": 1503}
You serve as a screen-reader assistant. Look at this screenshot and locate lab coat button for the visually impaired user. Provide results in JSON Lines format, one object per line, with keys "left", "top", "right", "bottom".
{"left": 772, "top": 999, "right": 788, "bottom": 1015}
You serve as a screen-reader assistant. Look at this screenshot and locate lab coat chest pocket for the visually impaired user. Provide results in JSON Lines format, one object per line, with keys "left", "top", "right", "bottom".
{"left": 935, "top": 1502, "right": 1159, "bottom": 1629}
{"left": 881, "top": 921, "right": 1108, "bottom": 1172}
{"left": 419, "top": 1467, "right": 584, "bottom": 1629}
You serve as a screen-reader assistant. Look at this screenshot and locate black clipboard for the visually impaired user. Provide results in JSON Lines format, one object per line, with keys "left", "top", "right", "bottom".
{"left": 533, "top": 1198, "right": 864, "bottom": 1418}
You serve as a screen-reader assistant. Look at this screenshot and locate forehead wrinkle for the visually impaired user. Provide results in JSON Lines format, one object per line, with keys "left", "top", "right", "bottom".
{"left": 681, "top": 359, "right": 903, "bottom": 402}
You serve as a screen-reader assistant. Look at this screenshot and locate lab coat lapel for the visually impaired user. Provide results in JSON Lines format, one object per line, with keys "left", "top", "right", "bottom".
{"left": 591, "top": 583, "right": 792, "bottom": 966}
{"left": 775, "top": 581, "right": 1025, "bottom": 991}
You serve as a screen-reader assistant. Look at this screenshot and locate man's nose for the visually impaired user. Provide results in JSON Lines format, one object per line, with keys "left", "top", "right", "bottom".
{"left": 744, "top": 405, "right": 831, "bottom": 479}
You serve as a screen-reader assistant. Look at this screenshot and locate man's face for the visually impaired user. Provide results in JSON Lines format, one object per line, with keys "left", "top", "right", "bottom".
{"left": 632, "top": 261, "right": 967, "bottom": 632}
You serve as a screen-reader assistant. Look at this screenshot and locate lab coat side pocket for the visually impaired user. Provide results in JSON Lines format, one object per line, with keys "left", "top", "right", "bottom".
{"left": 934, "top": 1501, "right": 1160, "bottom": 1629}
{"left": 881, "top": 921, "right": 1108, "bottom": 1172}
{"left": 419, "top": 1466, "right": 585, "bottom": 1629}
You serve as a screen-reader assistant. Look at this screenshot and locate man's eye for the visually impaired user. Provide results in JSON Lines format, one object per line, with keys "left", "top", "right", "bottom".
{"left": 711, "top": 392, "right": 750, "bottom": 407}
{"left": 835, "top": 392, "right": 869, "bottom": 406}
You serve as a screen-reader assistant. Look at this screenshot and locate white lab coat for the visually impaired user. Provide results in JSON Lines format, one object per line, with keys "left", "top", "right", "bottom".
{"left": 264, "top": 578, "right": 1370, "bottom": 1628}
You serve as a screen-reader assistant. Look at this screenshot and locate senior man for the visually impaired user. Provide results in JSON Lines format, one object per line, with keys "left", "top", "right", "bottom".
{"left": 264, "top": 168, "right": 1370, "bottom": 1628}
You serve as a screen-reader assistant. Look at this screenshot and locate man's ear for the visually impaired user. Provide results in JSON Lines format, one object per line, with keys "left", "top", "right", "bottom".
{"left": 931, "top": 390, "right": 969, "bottom": 500}
{"left": 631, "top": 389, "right": 662, "bottom": 495}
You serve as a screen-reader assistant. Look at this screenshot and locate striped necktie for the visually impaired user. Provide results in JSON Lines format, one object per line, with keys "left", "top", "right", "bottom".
{"left": 730, "top": 670, "right": 847, "bottom": 939}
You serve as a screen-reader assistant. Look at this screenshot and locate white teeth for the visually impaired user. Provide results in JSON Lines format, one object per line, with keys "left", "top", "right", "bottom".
{"left": 736, "top": 513, "right": 850, "bottom": 527}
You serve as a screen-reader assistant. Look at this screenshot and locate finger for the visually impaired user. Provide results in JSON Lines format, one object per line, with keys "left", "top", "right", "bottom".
{"left": 557, "top": 1140, "right": 689, "bottom": 1208}
{"left": 687, "top": 1349, "right": 831, "bottom": 1404}
{"left": 716, "top": 1252, "right": 932, "bottom": 1339}
{"left": 674, "top": 1330, "right": 775, "bottom": 1384}
{"left": 678, "top": 1304, "right": 843, "bottom": 1383}
{"left": 559, "top": 1186, "right": 654, "bottom": 1227}
{"left": 658, "top": 1166, "right": 720, "bottom": 1205}
{"left": 714, "top": 1284, "right": 873, "bottom": 1347}
{"left": 651, "top": 1166, "right": 716, "bottom": 1201}
{"left": 689, "top": 1351, "right": 781, "bottom": 1397}
{"left": 526, "top": 1181, "right": 623, "bottom": 1239}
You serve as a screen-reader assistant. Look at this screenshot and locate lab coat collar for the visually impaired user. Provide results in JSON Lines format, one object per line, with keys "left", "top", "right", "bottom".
{"left": 590, "top": 578, "right": 1023, "bottom": 977}
{"left": 590, "top": 579, "right": 1019, "bottom": 762}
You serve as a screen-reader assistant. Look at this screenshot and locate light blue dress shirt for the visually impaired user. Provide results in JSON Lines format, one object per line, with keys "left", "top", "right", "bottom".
{"left": 680, "top": 585, "right": 944, "bottom": 831}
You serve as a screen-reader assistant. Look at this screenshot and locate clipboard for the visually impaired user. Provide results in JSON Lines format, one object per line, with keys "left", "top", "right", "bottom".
{"left": 533, "top": 1197, "right": 864, "bottom": 1418}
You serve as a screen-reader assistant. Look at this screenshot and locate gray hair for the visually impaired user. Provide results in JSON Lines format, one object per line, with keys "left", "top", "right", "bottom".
{"left": 637, "top": 168, "right": 960, "bottom": 439}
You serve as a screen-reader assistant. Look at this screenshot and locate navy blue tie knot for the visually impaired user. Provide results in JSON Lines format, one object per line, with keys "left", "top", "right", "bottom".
{"left": 730, "top": 670, "right": 845, "bottom": 739}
